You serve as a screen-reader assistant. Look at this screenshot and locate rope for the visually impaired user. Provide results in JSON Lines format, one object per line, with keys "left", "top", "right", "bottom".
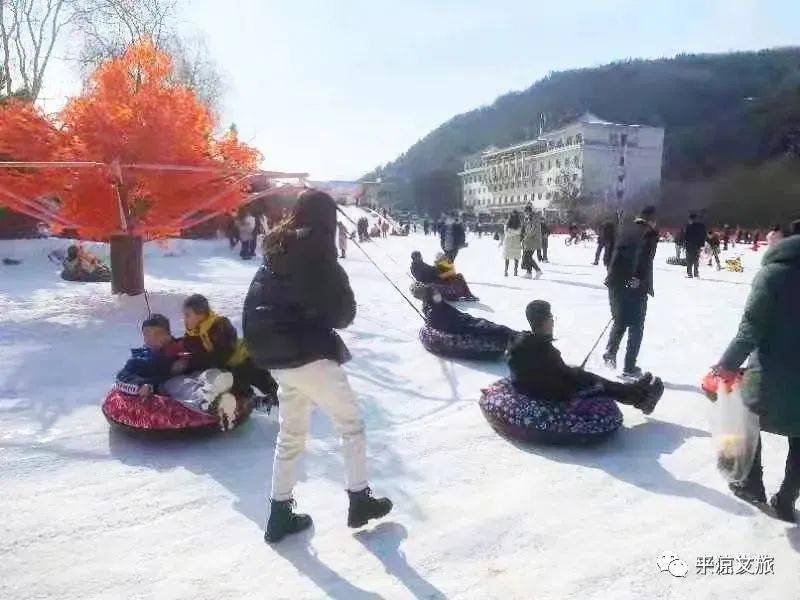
{"left": 579, "top": 316, "right": 613, "bottom": 369}
{"left": 337, "top": 206, "right": 424, "bottom": 321}
{"left": 143, "top": 289, "right": 153, "bottom": 318}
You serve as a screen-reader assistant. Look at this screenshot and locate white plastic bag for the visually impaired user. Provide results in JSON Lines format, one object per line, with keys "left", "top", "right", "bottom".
{"left": 710, "top": 374, "right": 760, "bottom": 483}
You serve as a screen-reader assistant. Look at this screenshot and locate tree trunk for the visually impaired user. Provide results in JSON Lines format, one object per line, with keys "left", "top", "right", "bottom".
{"left": 110, "top": 234, "right": 144, "bottom": 295}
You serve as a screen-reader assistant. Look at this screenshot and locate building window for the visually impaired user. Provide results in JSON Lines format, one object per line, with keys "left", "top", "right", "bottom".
{"left": 573, "top": 173, "right": 578, "bottom": 181}
{"left": 618, "top": 174, "right": 624, "bottom": 182}
{"left": 566, "top": 136, "right": 573, "bottom": 145}
{"left": 556, "top": 159, "right": 561, "bottom": 168}
{"left": 547, "top": 160, "right": 551, "bottom": 169}
{"left": 616, "top": 189, "right": 624, "bottom": 200}
{"left": 621, "top": 133, "right": 628, "bottom": 146}
{"left": 546, "top": 191, "right": 551, "bottom": 199}
{"left": 619, "top": 156, "right": 625, "bottom": 166}
{"left": 576, "top": 133, "right": 583, "bottom": 144}
{"left": 574, "top": 156, "right": 580, "bottom": 167}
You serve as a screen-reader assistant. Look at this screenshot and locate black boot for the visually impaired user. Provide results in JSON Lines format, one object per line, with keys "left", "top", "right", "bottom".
{"left": 769, "top": 493, "right": 797, "bottom": 523}
{"left": 264, "top": 499, "right": 313, "bottom": 544}
{"left": 347, "top": 487, "right": 393, "bottom": 528}
{"left": 728, "top": 481, "right": 767, "bottom": 505}
{"left": 635, "top": 377, "right": 663, "bottom": 415}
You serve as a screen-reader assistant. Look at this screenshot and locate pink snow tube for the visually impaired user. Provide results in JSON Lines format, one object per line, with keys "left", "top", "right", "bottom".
{"left": 102, "top": 389, "right": 253, "bottom": 436}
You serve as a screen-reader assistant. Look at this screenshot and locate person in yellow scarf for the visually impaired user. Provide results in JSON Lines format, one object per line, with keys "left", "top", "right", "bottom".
{"left": 181, "top": 294, "right": 278, "bottom": 404}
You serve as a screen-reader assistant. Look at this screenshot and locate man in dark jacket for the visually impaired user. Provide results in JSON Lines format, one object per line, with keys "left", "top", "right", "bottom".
{"left": 603, "top": 206, "right": 659, "bottom": 378}
{"left": 715, "top": 236, "right": 800, "bottom": 522}
{"left": 508, "top": 300, "right": 662, "bottom": 412}
{"left": 683, "top": 213, "right": 707, "bottom": 278}
{"left": 539, "top": 220, "right": 550, "bottom": 262}
{"left": 594, "top": 219, "right": 616, "bottom": 266}
{"left": 244, "top": 190, "right": 391, "bottom": 544}
{"left": 440, "top": 216, "right": 466, "bottom": 261}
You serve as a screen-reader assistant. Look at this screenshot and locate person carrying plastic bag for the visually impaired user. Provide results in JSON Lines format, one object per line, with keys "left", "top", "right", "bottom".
{"left": 712, "top": 235, "right": 800, "bottom": 523}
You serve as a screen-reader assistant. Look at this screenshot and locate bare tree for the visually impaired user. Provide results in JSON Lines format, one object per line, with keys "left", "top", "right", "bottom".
{"left": 163, "top": 32, "right": 225, "bottom": 117}
{"left": 74, "top": 0, "right": 178, "bottom": 71}
{"left": 1, "top": 0, "right": 82, "bottom": 100}
{"left": 74, "top": 0, "right": 225, "bottom": 116}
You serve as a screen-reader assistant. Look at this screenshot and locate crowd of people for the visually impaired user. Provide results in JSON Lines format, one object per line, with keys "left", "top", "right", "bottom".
{"left": 107, "top": 191, "right": 800, "bottom": 545}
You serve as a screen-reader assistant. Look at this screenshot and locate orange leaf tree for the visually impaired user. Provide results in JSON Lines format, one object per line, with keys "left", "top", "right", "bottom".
{"left": 0, "top": 40, "right": 260, "bottom": 292}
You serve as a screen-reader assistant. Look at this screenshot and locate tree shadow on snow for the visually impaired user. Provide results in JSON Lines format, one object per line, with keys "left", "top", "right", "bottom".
{"left": 508, "top": 419, "right": 753, "bottom": 516}
{"left": 354, "top": 522, "right": 447, "bottom": 599}
{"left": 107, "top": 418, "right": 280, "bottom": 525}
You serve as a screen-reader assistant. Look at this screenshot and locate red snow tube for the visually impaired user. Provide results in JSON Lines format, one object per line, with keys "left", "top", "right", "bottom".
{"left": 102, "top": 389, "right": 253, "bottom": 437}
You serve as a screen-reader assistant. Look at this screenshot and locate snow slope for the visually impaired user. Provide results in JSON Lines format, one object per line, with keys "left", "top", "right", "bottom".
{"left": 1, "top": 229, "right": 798, "bottom": 600}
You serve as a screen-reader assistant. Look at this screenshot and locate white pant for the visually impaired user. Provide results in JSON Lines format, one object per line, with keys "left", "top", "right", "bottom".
{"left": 162, "top": 369, "right": 233, "bottom": 411}
{"left": 270, "top": 359, "right": 368, "bottom": 501}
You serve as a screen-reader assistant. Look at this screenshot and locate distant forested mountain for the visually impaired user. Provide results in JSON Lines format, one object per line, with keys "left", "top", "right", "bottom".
{"left": 366, "top": 48, "right": 800, "bottom": 225}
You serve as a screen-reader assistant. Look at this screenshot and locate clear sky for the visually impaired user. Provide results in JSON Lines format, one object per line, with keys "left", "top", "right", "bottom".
{"left": 42, "top": 0, "right": 800, "bottom": 180}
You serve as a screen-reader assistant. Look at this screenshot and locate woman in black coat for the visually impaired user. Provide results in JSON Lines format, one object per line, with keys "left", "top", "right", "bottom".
{"left": 243, "top": 190, "right": 392, "bottom": 544}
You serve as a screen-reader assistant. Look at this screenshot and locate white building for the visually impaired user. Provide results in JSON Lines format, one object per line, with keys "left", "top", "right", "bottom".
{"left": 458, "top": 113, "right": 664, "bottom": 217}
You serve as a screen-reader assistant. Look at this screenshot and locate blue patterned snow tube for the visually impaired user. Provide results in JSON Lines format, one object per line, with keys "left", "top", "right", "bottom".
{"left": 479, "top": 378, "right": 623, "bottom": 444}
{"left": 419, "top": 325, "right": 509, "bottom": 360}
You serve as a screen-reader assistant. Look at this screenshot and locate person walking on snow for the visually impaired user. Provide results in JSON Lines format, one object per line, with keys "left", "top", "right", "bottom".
{"left": 520, "top": 207, "right": 543, "bottom": 279}
{"left": 337, "top": 221, "right": 350, "bottom": 259}
{"left": 502, "top": 211, "right": 524, "bottom": 277}
{"left": 714, "top": 235, "right": 800, "bottom": 522}
{"left": 539, "top": 220, "right": 550, "bottom": 262}
{"left": 706, "top": 230, "right": 722, "bottom": 270}
{"left": 243, "top": 190, "right": 392, "bottom": 544}
{"left": 603, "top": 205, "right": 659, "bottom": 379}
{"left": 236, "top": 208, "right": 258, "bottom": 260}
{"left": 594, "top": 219, "right": 616, "bottom": 266}
{"left": 440, "top": 215, "right": 466, "bottom": 261}
{"left": 683, "top": 212, "right": 707, "bottom": 278}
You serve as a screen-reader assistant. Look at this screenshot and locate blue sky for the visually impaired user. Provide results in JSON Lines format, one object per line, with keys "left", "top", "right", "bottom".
{"left": 44, "top": 0, "right": 800, "bottom": 180}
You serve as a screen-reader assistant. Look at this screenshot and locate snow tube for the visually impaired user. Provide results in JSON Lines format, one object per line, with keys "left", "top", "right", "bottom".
{"left": 61, "top": 266, "right": 112, "bottom": 283}
{"left": 479, "top": 379, "right": 623, "bottom": 444}
{"left": 419, "top": 325, "right": 509, "bottom": 360}
{"left": 409, "top": 280, "right": 475, "bottom": 302}
{"left": 102, "top": 388, "right": 253, "bottom": 437}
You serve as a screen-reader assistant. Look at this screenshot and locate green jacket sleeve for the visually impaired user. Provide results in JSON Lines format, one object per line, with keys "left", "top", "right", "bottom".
{"left": 719, "top": 267, "right": 775, "bottom": 370}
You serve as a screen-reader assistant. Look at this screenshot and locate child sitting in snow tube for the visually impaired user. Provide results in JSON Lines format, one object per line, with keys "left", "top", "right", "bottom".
{"left": 409, "top": 251, "right": 478, "bottom": 301}
{"left": 61, "top": 245, "right": 111, "bottom": 282}
{"left": 419, "top": 287, "right": 516, "bottom": 360}
{"left": 104, "top": 314, "right": 252, "bottom": 435}
{"left": 480, "top": 300, "right": 664, "bottom": 444}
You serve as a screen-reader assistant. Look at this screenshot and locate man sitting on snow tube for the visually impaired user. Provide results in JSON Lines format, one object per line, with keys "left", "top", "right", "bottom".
{"left": 480, "top": 300, "right": 664, "bottom": 444}
{"left": 61, "top": 245, "right": 111, "bottom": 282}
{"left": 410, "top": 251, "right": 478, "bottom": 301}
{"left": 419, "top": 287, "right": 516, "bottom": 360}
{"left": 104, "top": 314, "right": 249, "bottom": 434}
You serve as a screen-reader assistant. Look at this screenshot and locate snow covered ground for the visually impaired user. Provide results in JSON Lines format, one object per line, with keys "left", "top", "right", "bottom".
{"left": 1, "top": 218, "right": 798, "bottom": 599}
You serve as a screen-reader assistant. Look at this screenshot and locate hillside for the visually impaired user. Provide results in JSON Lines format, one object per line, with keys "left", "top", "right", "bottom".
{"left": 367, "top": 48, "right": 800, "bottom": 224}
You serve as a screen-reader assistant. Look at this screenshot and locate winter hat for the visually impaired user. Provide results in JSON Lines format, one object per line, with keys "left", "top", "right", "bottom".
{"left": 411, "top": 251, "right": 422, "bottom": 261}
{"left": 525, "top": 300, "right": 552, "bottom": 331}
